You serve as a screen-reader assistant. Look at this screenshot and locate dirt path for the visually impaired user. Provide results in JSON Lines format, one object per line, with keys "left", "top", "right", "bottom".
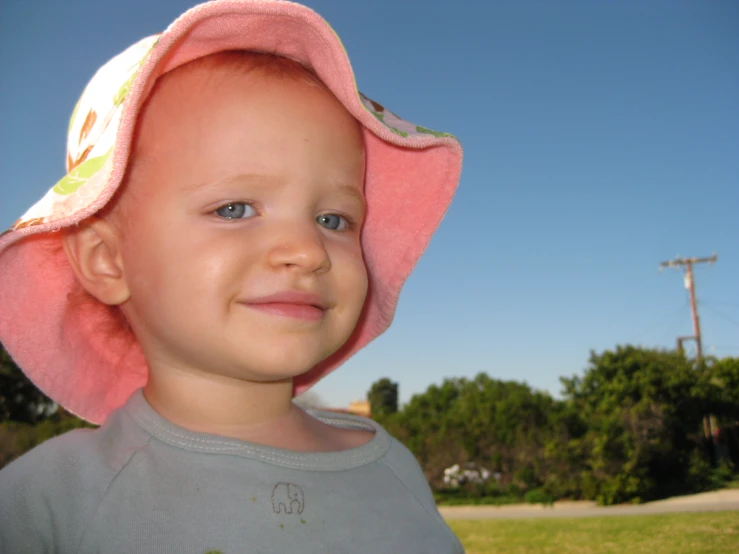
{"left": 439, "top": 489, "right": 739, "bottom": 520}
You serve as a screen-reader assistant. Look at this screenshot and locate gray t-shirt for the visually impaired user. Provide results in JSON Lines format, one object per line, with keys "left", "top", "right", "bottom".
{"left": 0, "top": 390, "right": 464, "bottom": 553}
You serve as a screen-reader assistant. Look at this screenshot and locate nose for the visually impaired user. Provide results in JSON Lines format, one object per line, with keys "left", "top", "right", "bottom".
{"left": 267, "top": 224, "right": 331, "bottom": 274}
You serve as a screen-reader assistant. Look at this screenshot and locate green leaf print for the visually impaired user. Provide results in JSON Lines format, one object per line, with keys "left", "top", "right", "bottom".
{"left": 416, "top": 125, "right": 452, "bottom": 138}
{"left": 113, "top": 72, "right": 138, "bottom": 107}
{"left": 389, "top": 127, "right": 408, "bottom": 138}
{"left": 113, "top": 40, "right": 158, "bottom": 107}
{"left": 52, "top": 152, "right": 109, "bottom": 195}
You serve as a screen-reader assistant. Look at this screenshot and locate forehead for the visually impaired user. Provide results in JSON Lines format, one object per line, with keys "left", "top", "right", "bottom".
{"left": 136, "top": 50, "right": 362, "bottom": 150}
{"left": 151, "top": 50, "right": 331, "bottom": 108}
{"left": 111, "top": 51, "right": 365, "bottom": 220}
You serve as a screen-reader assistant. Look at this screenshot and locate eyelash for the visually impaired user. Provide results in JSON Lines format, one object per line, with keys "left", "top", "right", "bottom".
{"left": 213, "top": 202, "right": 355, "bottom": 231}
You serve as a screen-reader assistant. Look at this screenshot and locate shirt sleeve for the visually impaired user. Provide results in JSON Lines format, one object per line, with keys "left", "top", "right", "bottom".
{"left": 0, "top": 428, "right": 112, "bottom": 554}
{"left": 381, "top": 437, "right": 466, "bottom": 553}
{"left": 0, "top": 448, "right": 56, "bottom": 553}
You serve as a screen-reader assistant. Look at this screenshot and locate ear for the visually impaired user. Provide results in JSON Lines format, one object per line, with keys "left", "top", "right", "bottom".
{"left": 62, "top": 217, "right": 130, "bottom": 306}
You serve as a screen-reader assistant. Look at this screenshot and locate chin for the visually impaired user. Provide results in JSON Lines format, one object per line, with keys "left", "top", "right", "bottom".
{"left": 233, "top": 353, "right": 327, "bottom": 382}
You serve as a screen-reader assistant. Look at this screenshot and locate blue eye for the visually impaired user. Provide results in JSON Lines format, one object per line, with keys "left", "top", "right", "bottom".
{"left": 316, "top": 214, "right": 348, "bottom": 231}
{"left": 215, "top": 203, "right": 255, "bottom": 219}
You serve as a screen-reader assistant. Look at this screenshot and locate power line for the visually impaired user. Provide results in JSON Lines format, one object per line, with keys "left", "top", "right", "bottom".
{"left": 705, "top": 300, "right": 739, "bottom": 309}
{"left": 707, "top": 345, "right": 739, "bottom": 353}
{"left": 631, "top": 300, "right": 689, "bottom": 343}
{"left": 700, "top": 301, "right": 739, "bottom": 329}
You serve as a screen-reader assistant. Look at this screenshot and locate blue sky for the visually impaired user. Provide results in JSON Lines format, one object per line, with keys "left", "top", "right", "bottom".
{"left": 1, "top": 0, "right": 737, "bottom": 408}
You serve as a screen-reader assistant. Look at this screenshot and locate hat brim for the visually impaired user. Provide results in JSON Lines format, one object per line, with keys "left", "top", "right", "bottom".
{"left": 0, "top": 0, "right": 462, "bottom": 424}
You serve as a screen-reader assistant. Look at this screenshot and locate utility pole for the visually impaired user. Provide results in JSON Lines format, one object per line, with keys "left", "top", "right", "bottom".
{"left": 659, "top": 254, "right": 717, "bottom": 361}
{"left": 659, "top": 254, "right": 718, "bottom": 454}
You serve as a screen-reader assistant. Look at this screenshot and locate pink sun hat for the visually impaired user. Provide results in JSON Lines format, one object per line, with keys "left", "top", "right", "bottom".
{"left": 0, "top": 0, "right": 462, "bottom": 424}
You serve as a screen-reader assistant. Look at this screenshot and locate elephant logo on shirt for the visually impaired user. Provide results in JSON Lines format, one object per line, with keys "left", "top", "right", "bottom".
{"left": 271, "top": 483, "right": 305, "bottom": 515}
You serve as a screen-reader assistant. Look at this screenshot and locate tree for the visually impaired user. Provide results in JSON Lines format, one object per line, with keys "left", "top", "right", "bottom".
{"left": 706, "top": 357, "right": 739, "bottom": 466}
{"left": 362, "top": 347, "right": 737, "bottom": 504}
{"left": 708, "top": 357, "right": 739, "bottom": 419}
{"left": 388, "top": 378, "right": 466, "bottom": 480}
{"left": 367, "top": 378, "right": 398, "bottom": 419}
{"left": 0, "top": 342, "right": 96, "bottom": 470}
{"left": 386, "top": 374, "right": 567, "bottom": 491}
{"left": 560, "top": 345, "right": 715, "bottom": 504}
{"left": 0, "top": 342, "right": 55, "bottom": 424}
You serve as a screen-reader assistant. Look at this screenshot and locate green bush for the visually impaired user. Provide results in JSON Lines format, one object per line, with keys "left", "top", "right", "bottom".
{"left": 384, "top": 349, "right": 739, "bottom": 506}
{"left": 524, "top": 488, "right": 554, "bottom": 505}
{"left": 434, "top": 488, "right": 522, "bottom": 506}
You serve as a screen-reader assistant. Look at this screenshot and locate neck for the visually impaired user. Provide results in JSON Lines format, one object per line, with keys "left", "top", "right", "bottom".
{"left": 142, "top": 364, "right": 375, "bottom": 452}
{"left": 143, "top": 366, "right": 297, "bottom": 435}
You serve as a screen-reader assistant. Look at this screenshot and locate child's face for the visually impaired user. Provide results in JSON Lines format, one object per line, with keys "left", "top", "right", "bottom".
{"left": 112, "top": 63, "right": 368, "bottom": 384}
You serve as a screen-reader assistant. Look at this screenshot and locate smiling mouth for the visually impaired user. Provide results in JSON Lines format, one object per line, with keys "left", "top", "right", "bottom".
{"left": 242, "top": 291, "right": 327, "bottom": 322}
{"left": 247, "top": 302, "right": 325, "bottom": 321}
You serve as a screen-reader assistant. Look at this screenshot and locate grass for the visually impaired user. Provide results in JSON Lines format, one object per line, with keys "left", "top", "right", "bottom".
{"left": 448, "top": 511, "right": 739, "bottom": 554}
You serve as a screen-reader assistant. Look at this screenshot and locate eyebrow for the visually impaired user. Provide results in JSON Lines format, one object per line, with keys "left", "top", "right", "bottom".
{"left": 188, "top": 173, "right": 365, "bottom": 206}
{"left": 334, "top": 183, "right": 366, "bottom": 207}
{"left": 186, "top": 173, "right": 280, "bottom": 192}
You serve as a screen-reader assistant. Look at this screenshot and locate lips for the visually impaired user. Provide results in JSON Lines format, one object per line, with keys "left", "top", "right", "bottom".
{"left": 241, "top": 291, "right": 327, "bottom": 322}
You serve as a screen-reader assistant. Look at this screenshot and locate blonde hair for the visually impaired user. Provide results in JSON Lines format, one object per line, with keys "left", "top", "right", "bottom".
{"left": 158, "top": 49, "right": 328, "bottom": 92}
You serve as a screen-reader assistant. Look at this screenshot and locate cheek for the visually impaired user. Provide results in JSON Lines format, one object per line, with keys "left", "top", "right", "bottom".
{"left": 120, "top": 221, "right": 232, "bottom": 305}
{"left": 333, "top": 242, "right": 368, "bottom": 310}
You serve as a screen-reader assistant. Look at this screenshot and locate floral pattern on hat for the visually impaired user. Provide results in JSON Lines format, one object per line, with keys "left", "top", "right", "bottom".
{"left": 358, "top": 93, "right": 452, "bottom": 139}
{"left": 9, "top": 36, "right": 160, "bottom": 232}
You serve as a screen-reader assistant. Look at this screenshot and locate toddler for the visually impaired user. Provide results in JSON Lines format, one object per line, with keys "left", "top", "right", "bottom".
{"left": 0, "top": 1, "right": 463, "bottom": 552}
